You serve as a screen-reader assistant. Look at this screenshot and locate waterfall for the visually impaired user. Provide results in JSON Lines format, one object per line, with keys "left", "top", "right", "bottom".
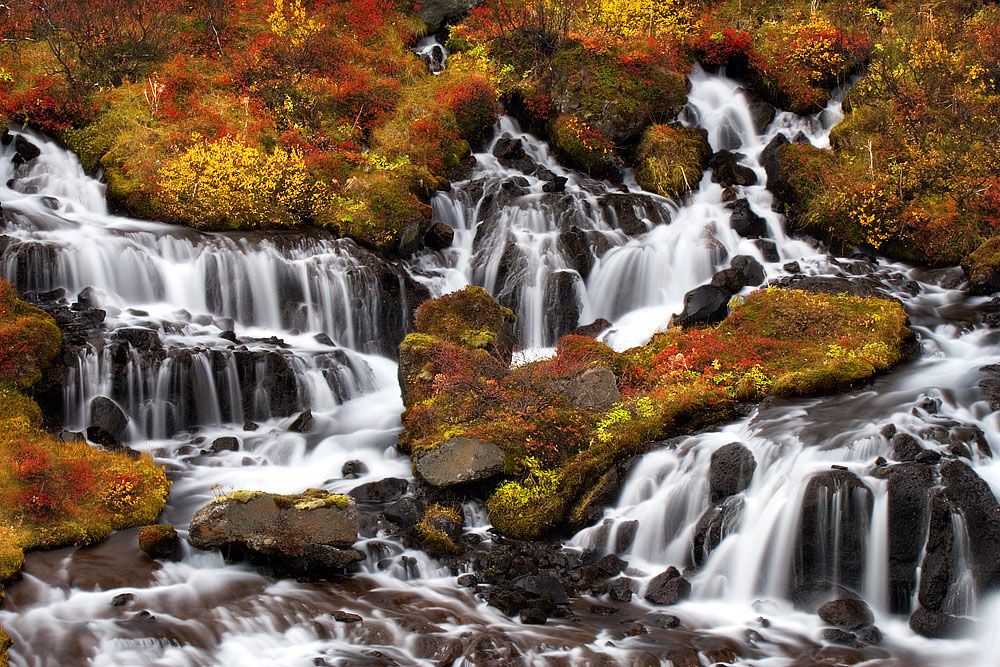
{"left": 0, "top": 59, "right": 998, "bottom": 666}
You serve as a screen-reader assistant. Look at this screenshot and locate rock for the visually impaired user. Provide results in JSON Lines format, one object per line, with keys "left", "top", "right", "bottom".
{"left": 729, "top": 200, "right": 767, "bottom": 238}
{"left": 644, "top": 567, "right": 692, "bottom": 605}
{"left": 709, "top": 443, "right": 757, "bottom": 503}
{"left": 514, "top": 574, "right": 569, "bottom": 604}
{"left": 424, "top": 223, "right": 455, "bottom": 250}
{"left": 674, "top": 285, "right": 730, "bottom": 327}
{"left": 552, "top": 365, "right": 620, "bottom": 411}
{"left": 188, "top": 489, "right": 361, "bottom": 575}
{"left": 428, "top": 513, "right": 463, "bottom": 542}
{"left": 709, "top": 151, "right": 757, "bottom": 188}
{"left": 949, "top": 425, "right": 991, "bottom": 458}
{"left": 243, "top": 420, "right": 259, "bottom": 431}
{"left": 794, "top": 469, "right": 873, "bottom": 595}
{"left": 573, "top": 318, "right": 612, "bottom": 339}
{"left": 691, "top": 495, "right": 744, "bottom": 567}
{"left": 12, "top": 134, "right": 41, "bottom": 166}
{"left": 288, "top": 410, "right": 314, "bottom": 433}
{"left": 963, "top": 236, "right": 1000, "bottom": 296}
{"left": 651, "top": 614, "right": 681, "bottom": 629}
{"left": 771, "top": 275, "right": 893, "bottom": 301}
{"left": 111, "top": 593, "right": 136, "bottom": 607}
{"left": 87, "top": 396, "right": 130, "bottom": 447}
{"left": 890, "top": 433, "right": 924, "bottom": 461}
{"left": 114, "top": 328, "right": 162, "bottom": 351}
{"left": 313, "top": 332, "right": 335, "bottom": 346}
{"left": 731, "top": 255, "right": 765, "bottom": 287}
{"left": 856, "top": 625, "right": 883, "bottom": 645}
{"left": 711, "top": 268, "right": 744, "bottom": 294}
{"left": 747, "top": 96, "right": 776, "bottom": 134}
{"left": 341, "top": 460, "right": 368, "bottom": 478}
{"left": 414, "top": 0, "right": 481, "bottom": 25}
{"left": 543, "top": 270, "right": 583, "bottom": 341}
{"left": 569, "top": 456, "right": 640, "bottom": 530}
{"left": 348, "top": 477, "right": 408, "bottom": 504}
{"left": 818, "top": 598, "right": 874, "bottom": 631}
{"left": 761, "top": 134, "right": 790, "bottom": 192}
{"left": 886, "top": 463, "right": 935, "bottom": 613}
{"left": 383, "top": 497, "right": 424, "bottom": 527}
{"left": 209, "top": 437, "right": 240, "bottom": 453}
{"left": 607, "top": 577, "right": 634, "bottom": 601}
{"left": 332, "top": 610, "right": 363, "bottom": 623}
{"left": 138, "top": 525, "right": 181, "bottom": 560}
{"left": 757, "top": 237, "right": 779, "bottom": 262}
{"left": 412, "top": 437, "right": 504, "bottom": 487}
{"left": 597, "top": 554, "right": 627, "bottom": 578}
{"left": 909, "top": 607, "right": 973, "bottom": 638}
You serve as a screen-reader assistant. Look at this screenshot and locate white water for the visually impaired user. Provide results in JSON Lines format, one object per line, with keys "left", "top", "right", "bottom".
{"left": 0, "top": 65, "right": 998, "bottom": 666}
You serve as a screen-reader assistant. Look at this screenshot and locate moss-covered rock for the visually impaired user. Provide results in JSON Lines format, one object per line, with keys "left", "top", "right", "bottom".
{"left": 634, "top": 125, "right": 710, "bottom": 199}
{"left": 400, "top": 287, "right": 912, "bottom": 540}
{"left": 138, "top": 524, "right": 180, "bottom": 560}
{"left": 963, "top": 237, "right": 1000, "bottom": 296}
{"left": 415, "top": 503, "right": 463, "bottom": 554}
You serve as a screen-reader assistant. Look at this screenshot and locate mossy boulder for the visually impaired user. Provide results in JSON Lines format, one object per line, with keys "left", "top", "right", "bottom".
{"left": 415, "top": 503, "right": 464, "bottom": 554}
{"left": 963, "top": 237, "right": 1000, "bottom": 296}
{"left": 413, "top": 436, "right": 505, "bottom": 487}
{"left": 634, "top": 125, "right": 711, "bottom": 199}
{"left": 138, "top": 524, "right": 180, "bottom": 560}
{"left": 400, "top": 287, "right": 911, "bottom": 540}
{"left": 189, "top": 489, "right": 362, "bottom": 574}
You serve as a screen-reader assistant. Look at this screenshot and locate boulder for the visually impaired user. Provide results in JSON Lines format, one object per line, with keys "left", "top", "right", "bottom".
{"left": 761, "top": 134, "right": 790, "bottom": 192}
{"left": 209, "top": 436, "right": 240, "bottom": 453}
{"left": 424, "top": 223, "right": 455, "bottom": 250}
{"left": 114, "top": 328, "right": 162, "bottom": 351}
{"left": 87, "top": 396, "right": 130, "bottom": 447}
{"left": 674, "top": 285, "right": 730, "bottom": 327}
{"left": 384, "top": 497, "right": 424, "bottom": 528}
{"left": 573, "top": 318, "right": 612, "bottom": 339}
{"left": 11, "top": 134, "right": 41, "bottom": 166}
{"left": 729, "top": 200, "right": 767, "bottom": 238}
{"left": 644, "top": 567, "right": 692, "bottom": 605}
{"left": 890, "top": 433, "right": 924, "bottom": 462}
{"left": 886, "top": 462, "right": 935, "bottom": 613}
{"left": 818, "top": 598, "right": 874, "bottom": 631}
{"left": 552, "top": 365, "right": 620, "bottom": 411}
{"left": 794, "top": 469, "right": 873, "bottom": 596}
{"left": 341, "top": 459, "right": 368, "bottom": 478}
{"left": 188, "top": 489, "right": 361, "bottom": 575}
{"left": 909, "top": 607, "right": 974, "bottom": 639}
{"left": 731, "top": 255, "right": 765, "bottom": 287}
{"left": 543, "top": 270, "right": 583, "bottom": 342}
{"left": 747, "top": 95, "right": 776, "bottom": 134}
{"left": 348, "top": 477, "right": 408, "bottom": 504}
{"left": 711, "top": 268, "right": 744, "bottom": 294}
{"left": 709, "top": 443, "right": 757, "bottom": 503}
{"left": 607, "top": 577, "right": 634, "bottom": 601}
{"left": 709, "top": 150, "right": 757, "bottom": 188}
{"left": 756, "top": 239, "right": 780, "bottom": 262}
{"left": 288, "top": 410, "right": 314, "bottom": 433}
{"left": 138, "top": 525, "right": 181, "bottom": 560}
{"left": 691, "top": 495, "right": 744, "bottom": 567}
{"left": 412, "top": 437, "right": 504, "bottom": 487}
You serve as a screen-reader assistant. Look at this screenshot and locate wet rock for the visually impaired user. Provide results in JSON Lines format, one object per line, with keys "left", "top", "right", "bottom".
{"left": 87, "top": 396, "right": 130, "bottom": 447}
{"left": 552, "top": 365, "right": 620, "bottom": 411}
{"left": 794, "top": 469, "right": 873, "bottom": 596}
{"left": 949, "top": 425, "right": 992, "bottom": 458}
{"left": 711, "top": 268, "right": 744, "bottom": 294}
{"left": 691, "top": 495, "right": 744, "bottom": 567}
{"left": 383, "top": 497, "right": 424, "bottom": 528}
{"left": 341, "top": 460, "right": 368, "bottom": 478}
{"left": 573, "top": 318, "right": 612, "bottom": 339}
{"left": 412, "top": 634, "right": 463, "bottom": 665}
{"left": 428, "top": 512, "right": 463, "bottom": 542}
{"left": 890, "top": 433, "right": 924, "bottom": 462}
{"left": 424, "top": 222, "right": 455, "bottom": 250}
{"left": 313, "top": 333, "right": 335, "bottom": 347}
{"left": 348, "top": 477, "right": 408, "bottom": 504}
{"left": 757, "top": 238, "right": 780, "bottom": 263}
{"left": 12, "top": 134, "right": 41, "bottom": 166}
{"left": 747, "top": 95, "right": 776, "bottom": 134}
{"left": 909, "top": 607, "right": 974, "bottom": 638}
{"left": 818, "top": 598, "right": 874, "bottom": 631}
{"left": 543, "top": 270, "right": 583, "bottom": 341}
{"left": 243, "top": 420, "right": 259, "bottom": 431}
{"left": 731, "top": 255, "right": 765, "bottom": 287}
{"left": 514, "top": 574, "right": 569, "bottom": 604}
{"left": 597, "top": 554, "right": 627, "bottom": 578}
{"left": 412, "top": 437, "right": 504, "bottom": 487}
{"left": 770, "top": 275, "right": 893, "bottom": 301}
{"left": 332, "top": 610, "right": 363, "bottom": 623}
{"left": 886, "top": 462, "right": 935, "bottom": 613}
{"left": 607, "top": 577, "right": 634, "bottom": 602}
{"left": 569, "top": 456, "right": 640, "bottom": 530}
{"left": 114, "top": 328, "right": 162, "bottom": 351}
{"left": 761, "top": 134, "right": 790, "bottom": 192}
{"left": 674, "top": 285, "right": 730, "bottom": 327}
{"left": 729, "top": 199, "right": 767, "bottom": 238}
{"left": 709, "top": 151, "right": 757, "bottom": 188}
{"left": 209, "top": 437, "right": 240, "bottom": 453}
{"left": 644, "top": 567, "right": 692, "bottom": 605}
{"left": 651, "top": 614, "right": 681, "bottom": 629}
{"left": 288, "top": 410, "right": 314, "bottom": 433}
{"left": 111, "top": 593, "right": 136, "bottom": 607}
{"left": 138, "top": 525, "right": 181, "bottom": 560}
{"left": 784, "top": 261, "right": 801, "bottom": 274}
{"left": 709, "top": 442, "right": 757, "bottom": 503}
{"left": 188, "top": 489, "right": 361, "bottom": 576}
{"left": 856, "top": 625, "right": 883, "bottom": 645}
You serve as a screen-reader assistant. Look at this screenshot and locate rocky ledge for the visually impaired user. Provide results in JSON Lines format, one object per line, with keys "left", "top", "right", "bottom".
{"left": 189, "top": 489, "right": 363, "bottom": 577}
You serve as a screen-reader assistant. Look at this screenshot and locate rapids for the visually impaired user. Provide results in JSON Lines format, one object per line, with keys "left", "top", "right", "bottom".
{"left": 1, "top": 63, "right": 999, "bottom": 666}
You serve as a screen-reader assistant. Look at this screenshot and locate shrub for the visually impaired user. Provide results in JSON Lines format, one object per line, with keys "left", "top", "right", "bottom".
{"left": 549, "top": 114, "right": 618, "bottom": 175}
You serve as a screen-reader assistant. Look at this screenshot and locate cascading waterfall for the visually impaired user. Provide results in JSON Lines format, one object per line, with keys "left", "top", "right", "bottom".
{"left": 0, "top": 56, "right": 999, "bottom": 666}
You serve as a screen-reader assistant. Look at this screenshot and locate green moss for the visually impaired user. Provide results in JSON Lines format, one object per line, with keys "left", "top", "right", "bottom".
{"left": 414, "top": 286, "right": 514, "bottom": 343}
{"left": 211, "top": 490, "right": 265, "bottom": 505}
{"left": 0, "top": 626, "right": 9, "bottom": 667}
{"left": 415, "top": 503, "right": 463, "bottom": 554}
{"left": 212, "top": 488, "right": 352, "bottom": 510}
{"left": 964, "top": 237, "right": 1000, "bottom": 295}
{"left": 634, "top": 124, "right": 710, "bottom": 199}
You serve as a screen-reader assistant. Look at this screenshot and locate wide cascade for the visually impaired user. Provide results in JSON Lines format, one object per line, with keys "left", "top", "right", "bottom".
{"left": 1, "top": 65, "right": 999, "bottom": 666}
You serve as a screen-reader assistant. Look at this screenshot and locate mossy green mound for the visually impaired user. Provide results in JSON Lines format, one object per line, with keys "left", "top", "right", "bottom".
{"left": 634, "top": 124, "right": 711, "bottom": 199}
{"left": 400, "top": 287, "right": 911, "bottom": 540}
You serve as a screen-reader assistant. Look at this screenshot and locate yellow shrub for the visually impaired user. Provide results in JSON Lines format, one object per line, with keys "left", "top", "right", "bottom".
{"left": 589, "top": 0, "right": 697, "bottom": 38}
{"left": 158, "top": 136, "right": 317, "bottom": 230}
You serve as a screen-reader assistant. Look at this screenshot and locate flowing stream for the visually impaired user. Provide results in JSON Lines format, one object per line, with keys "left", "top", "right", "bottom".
{"left": 1, "top": 64, "right": 1000, "bottom": 666}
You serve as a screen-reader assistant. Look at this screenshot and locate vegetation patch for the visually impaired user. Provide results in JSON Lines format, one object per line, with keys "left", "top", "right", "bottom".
{"left": 400, "top": 286, "right": 911, "bottom": 539}
{"left": 634, "top": 124, "right": 710, "bottom": 199}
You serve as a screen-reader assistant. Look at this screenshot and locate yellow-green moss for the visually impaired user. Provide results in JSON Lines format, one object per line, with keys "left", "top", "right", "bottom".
{"left": 634, "top": 124, "right": 710, "bottom": 199}
{"left": 415, "top": 503, "right": 463, "bottom": 554}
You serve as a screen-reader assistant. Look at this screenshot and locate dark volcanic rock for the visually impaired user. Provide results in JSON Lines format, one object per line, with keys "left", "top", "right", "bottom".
{"left": 289, "top": 410, "right": 314, "bottom": 433}
{"left": 761, "top": 134, "right": 790, "bottom": 193}
{"left": 711, "top": 268, "right": 744, "bottom": 294}
{"left": 552, "top": 365, "right": 620, "bottom": 411}
{"left": 12, "top": 134, "right": 41, "bottom": 166}
{"left": 729, "top": 199, "right": 767, "bottom": 238}
{"left": 424, "top": 223, "right": 455, "bottom": 250}
{"left": 114, "top": 328, "right": 162, "bottom": 351}
{"left": 384, "top": 497, "right": 424, "bottom": 528}
{"left": 87, "top": 396, "right": 130, "bottom": 447}
{"left": 691, "top": 495, "right": 744, "bottom": 567}
{"left": 710, "top": 151, "right": 757, "bottom": 188}
{"left": 709, "top": 443, "right": 757, "bottom": 503}
{"left": 341, "top": 460, "right": 368, "bottom": 478}
{"left": 890, "top": 433, "right": 924, "bottom": 462}
{"left": 818, "top": 598, "right": 874, "bottom": 631}
{"left": 209, "top": 436, "right": 240, "bottom": 453}
{"left": 886, "top": 462, "right": 935, "bottom": 613}
{"left": 909, "top": 607, "right": 974, "bottom": 638}
{"left": 644, "top": 567, "right": 691, "bottom": 605}
{"left": 675, "top": 285, "right": 730, "bottom": 327}
{"left": 348, "top": 477, "right": 409, "bottom": 504}
{"left": 731, "top": 255, "right": 765, "bottom": 287}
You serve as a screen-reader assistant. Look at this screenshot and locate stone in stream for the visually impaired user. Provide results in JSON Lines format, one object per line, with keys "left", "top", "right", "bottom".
{"left": 341, "top": 459, "right": 368, "bottom": 478}
{"left": 412, "top": 436, "right": 504, "bottom": 487}
{"left": 674, "top": 285, "right": 731, "bottom": 327}
{"left": 138, "top": 525, "right": 181, "bottom": 560}
{"left": 691, "top": 495, "right": 744, "bottom": 567}
{"left": 890, "top": 432, "right": 924, "bottom": 461}
{"left": 288, "top": 410, "right": 314, "bottom": 433}
{"left": 348, "top": 477, "right": 408, "bottom": 504}
{"left": 711, "top": 268, "right": 744, "bottom": 294}
{"left": 644, "top": 566, "right": 692, "bottom": 605}
{"left": 572, "top": 318, "right": 612, "bottom": 339}
{"left": 761, "top": 133, "right": 790, "bottom": 193}
{"left": 709, "top": 442, "right": 757, "bottom": 503}
{"left": 87, "top": 396, "right": 130, "bottom": 447}
{"left": 730, "top": 255, "right": 765, "bottom": 287}
{"left": 729, "top": 199, "right": 767, "bottom": 238}
{"left": 114, "top": 327, "right": 162, "bottom": 351}
{"left": 886, "top": 462, "right": 935, "bottom": 613}
{"left": 424, "top": 222, "right": 455, "bottom": 250}
{"left": 208, "top": 436, "right": 240, "bottom": 453}
{"left": 817, "top": 598, "right": 874, "bottom": 631}
{"left": 383, "top": 497, "right": 424, "bottom": 527}
{"left": 709, "top": 150, "right": 757, "bottom": 188}
{"left": 909, "top": 607, "right": 974, "bottom": 639}
{"left": 11, "top": 134, "right": 41, "bottom": 166}
{"left": 188, "top": 489, "right": 362, "bottom": 576}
